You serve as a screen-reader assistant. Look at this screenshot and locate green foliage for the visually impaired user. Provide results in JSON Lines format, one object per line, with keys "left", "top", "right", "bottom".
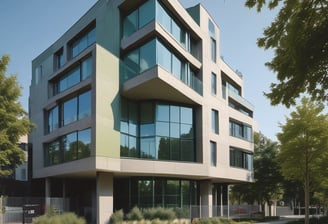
{"left": 109, "top": 209, "right": 124, "bottom": 224}
{"left": 277, "top": 98, "right": 328, "bottom": 224}
{"left": 230, "top": 132, "right": 283, "bottom": 211}
{"left": 126, "top": 206, "right": 143, "bottom": 221}
{"left": 277, "top": 98, "right": 328, "bottom": 186}
{"left": 173, "top": 207, "right": 190, "bottom": 219}
{"left": 245, "top": 0, "right": 328, "bottom": 107}
{"left": 0, "top": 54, "right": 34, "bottom": 177}
{"left": 32, "top": 212, "right": 86, "bottom": 224}
{"left": 143, "top": 207, "right": 176, "bottom": 221}
{"left": 192, "top": 217, "right": 252, "bottom": 224}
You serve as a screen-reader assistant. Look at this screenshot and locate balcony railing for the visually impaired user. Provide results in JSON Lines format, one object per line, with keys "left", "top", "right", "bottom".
{"left": 228, "top": 89, "right": 254, "bottom": 111}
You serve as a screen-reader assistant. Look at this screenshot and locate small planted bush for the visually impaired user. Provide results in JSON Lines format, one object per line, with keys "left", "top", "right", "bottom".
{"left": 174, "top": 207, "right": 190, "bottom": 219}
{"left": 192, "top": 218, "right": 252, "bottom": 224}
{"left": 143, "top": 207, "right": 176, "bottom": 221}
{"left": 126, "top": 206, "right": 143, "bottom": 221}
{"left": 33, "top": 212, "right": 86, "bottom": 224}
{"left": 109, "top": 209, "right": 124, "bottom": 224}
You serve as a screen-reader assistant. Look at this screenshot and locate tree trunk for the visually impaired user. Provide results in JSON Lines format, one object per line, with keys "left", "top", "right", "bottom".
{"left": 267, "top": 201, "right": 272, "bottom": 216}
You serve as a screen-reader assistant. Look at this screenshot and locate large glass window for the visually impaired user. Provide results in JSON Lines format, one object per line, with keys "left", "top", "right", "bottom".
{"left": 120, "top": 99, "right": 141, "bottom": 157}
{"left": 114, "top": 177, "right": 199, "bottom": 210}
{"left": 140, "top": 137, "right": 156, "bottom": 159}
{"left": 72, "top": 26, "right": 96, "bottom": 58}
{"left": 140, "top": 39, "right": 156, "bottom": 72}
{"left": 64, "top": 132, "right": 78, "bottom": 162}
{"left": 120, "top": 99, "right": 195, "bottom": 162}
{"left": 44, "top": 128, "right": 91, "bottom": 166}
{"left": 63, "top": 97, "right": 78, "bottom": 126}
{"left": 156, "top": 1, "right": 171, "bottom": 32}
{"left": 157, "top": 41, "right": 171, "bottom": 71}
{"left": 46, "top": 90, "right": 91, "bottom": 133}
{"left": 78, "top": 91, "right": 91, "bottom": 120}
{"left": 211, "top": 109, "right": 219, "bottom": 134}
{"left": 81, "top": 56, "right": 92, "bottom": 80}
{"left": 122, "top": 0, "right": 155, "bottom": 38}
{"left": 44, "top": 140, "right": 60, "bottom": 166}
{"left": 123, "top": 38, "right": 202, "bottom": 95}
{"left": 78, "top": 128, "right": 91, "bottom": 159}
{"left": 210, "top": 141, "right": 217, "bottom": 166}
{"left": 59, "top": 67, "right": 80, "bottom": 93}
{"left": 53, "top": 56, "right": 93, "bottom": 95}
{"left": 156, "top": 1, "right": 188, "bottom": 49}
{"left": 222, "top": 76, "right": 241, "bottom": 96}
{"left": 139, "top": 0, "right": 155, "bottom": 28}
{"left": 123, "top": 10, "right": 138, "bottom": 38}
{"left": 122, "top": 0, "right": 192, "bottom": 51}
{"left": 47, "top": 106, "right": 58, "bottom": 133}
{"left": 230, "top": 147, "right": 253, "bottom": 170}
{"left": 229, "top": 120, "right": 253, "bottom": 142}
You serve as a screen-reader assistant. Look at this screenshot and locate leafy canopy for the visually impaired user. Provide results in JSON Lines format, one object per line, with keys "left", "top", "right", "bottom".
{"left": 0, "top": 55, "right": 34, "bottom": 177}
{"left": 230, "top": 133, "right": 283, "bottom": 208}
{"left": 277, "top": 98, "right": 328, "bottom": 186}
{"left": 245, "top": 0, "right": 328, "bottom": 107}
{"left": 277, "top": 98, "right": 328, "bottom": 224}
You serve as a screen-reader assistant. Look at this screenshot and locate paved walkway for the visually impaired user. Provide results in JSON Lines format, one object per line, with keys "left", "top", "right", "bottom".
{"left": 255, "top": 215, "right": 303, "bottom": 224}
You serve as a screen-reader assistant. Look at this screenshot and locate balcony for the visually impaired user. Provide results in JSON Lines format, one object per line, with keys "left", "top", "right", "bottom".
{"left": 121, "top": 65, "right": 203, "bottom": 105}
{"left": 228, "top": 89, "right": 254, "bottom": 112}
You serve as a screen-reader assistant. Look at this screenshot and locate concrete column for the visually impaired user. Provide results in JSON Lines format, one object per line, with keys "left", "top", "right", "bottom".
{"left": 45, "top": 178, "right": 51, "bottom": 211}
{"left": 97, "top": 172, "right": 113, "bottom": 224}
{"left": 200, "top": 181, "right": 212, "bottom": 218}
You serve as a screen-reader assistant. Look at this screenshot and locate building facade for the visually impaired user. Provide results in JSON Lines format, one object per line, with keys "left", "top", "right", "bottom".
{"left": 29, "top": 0, "right": 256, "bottom": 223}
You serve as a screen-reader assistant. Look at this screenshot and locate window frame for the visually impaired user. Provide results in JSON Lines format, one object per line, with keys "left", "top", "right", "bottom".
{"left": 210, "top": 141, "right": 217, "bottom": 167}
{"left": 211, "top": 109, "right": 219, "bottom": 134}
{"left": 211, "top": 72, "right": 217, "bottom": 95}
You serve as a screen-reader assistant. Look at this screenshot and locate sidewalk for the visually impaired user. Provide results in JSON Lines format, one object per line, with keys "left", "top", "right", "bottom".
{"left": 255, "top": 215, "right": 303, "bottom": 224}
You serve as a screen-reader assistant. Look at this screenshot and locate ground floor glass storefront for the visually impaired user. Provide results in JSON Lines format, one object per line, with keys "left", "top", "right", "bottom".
{"left": 114, "top": 177, "right": 199, "bottom": 213}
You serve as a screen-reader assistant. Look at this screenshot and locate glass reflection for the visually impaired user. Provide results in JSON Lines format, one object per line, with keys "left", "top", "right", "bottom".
{"left": 120, "top": 100, "right": 195, "bottom": 162}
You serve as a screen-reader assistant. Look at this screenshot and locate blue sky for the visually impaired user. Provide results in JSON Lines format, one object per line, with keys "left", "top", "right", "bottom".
{"left": 0, "top": 0, "right": 291, "bottom": 141}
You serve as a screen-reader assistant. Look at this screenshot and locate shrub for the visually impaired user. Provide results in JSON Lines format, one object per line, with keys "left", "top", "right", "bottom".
{"left": 192, "top": 218, "right": 253, "bottom": 224}
{"left": 109, "top": 209, "right": 124, "bottom": 224}
{"left": 174, "top": 207, "right": 190, "bottom": 219}
{"left": 143, "top": 207, "right": 176, "bottom": 221}
{"left": 127, "top": 206, "right": 143, "bottom": 221}
{"left": 151, "top": 218, "right": 162, "bottom": 224}
{"left": 33, "top": 212, "right": 86, "bottom": 224}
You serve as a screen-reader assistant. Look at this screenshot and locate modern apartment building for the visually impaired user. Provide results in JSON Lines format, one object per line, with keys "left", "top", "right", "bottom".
{"left": 29, "top": 0, "right": 256, "bottom": 223}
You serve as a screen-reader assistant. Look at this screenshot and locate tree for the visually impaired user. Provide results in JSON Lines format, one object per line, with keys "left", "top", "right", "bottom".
{"left": 0, "top": 55, "right": 34, "bottom": 177}
{"left": 277, "top": 98, "right": 328, "bottom": 224}
{"left": 253, "top": 133, "right": 283, "bottom": 215}
{"left": 230, "top": 132, "right": 283, "bottom": 215}
{"left": 245, "top": 0, "right": 328, "bottom": 107}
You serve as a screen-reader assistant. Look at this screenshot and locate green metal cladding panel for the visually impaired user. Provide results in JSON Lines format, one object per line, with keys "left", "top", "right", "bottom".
{"left": 95, "top": 46, "right": 120, "bottom": 158}
{"left": 93, "top": 2, "right": 121, "bottom": 158}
